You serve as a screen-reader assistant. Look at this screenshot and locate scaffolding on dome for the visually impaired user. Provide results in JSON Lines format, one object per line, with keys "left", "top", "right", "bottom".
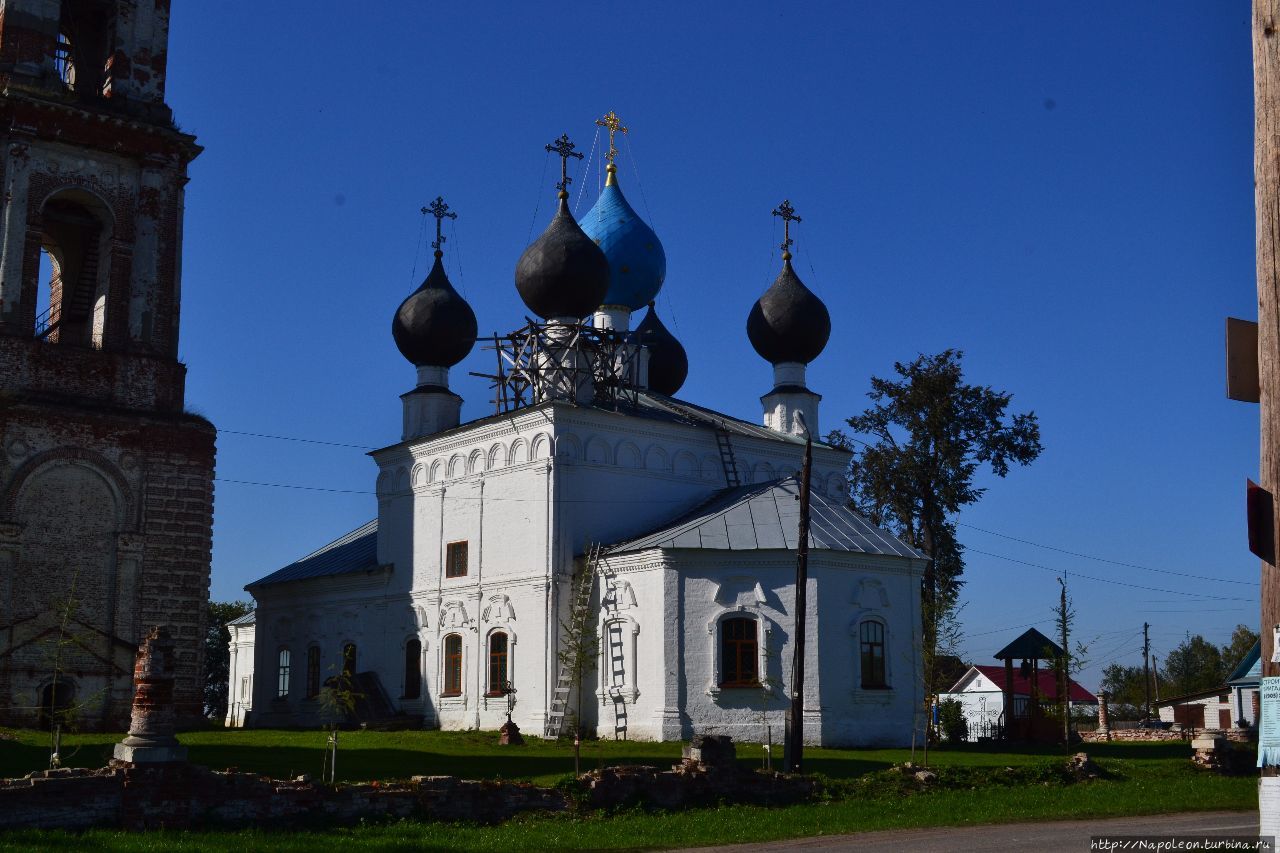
{"left": 471, "top": 319, "right": 647, "bottom": 415}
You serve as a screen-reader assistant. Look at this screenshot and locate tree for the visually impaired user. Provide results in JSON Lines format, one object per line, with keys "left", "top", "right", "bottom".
{"left": 557, "top": 559, "right": 600, "bottom": 774}
{"left": 1051, "top": 578, "right": 1089, "bottom": 745}
{"left": 1100, "top": 663, "right": 1148, "bottom": 719}
{"left": 203, "top": 599, "right": 252, "bottom": 721}
{"left": 828, "top": 350, "right": 1041, "bottom": 666}
{"left": 1163, "top": 633, "right": 1225, "bottom": 697}
{"left": 1222, "top": 624, "right": 1260, "bottom": 671}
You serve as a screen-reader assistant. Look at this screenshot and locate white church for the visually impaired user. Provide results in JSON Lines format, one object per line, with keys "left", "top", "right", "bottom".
{"left": 225, "top": 124, "right": 927, "bottom": 746}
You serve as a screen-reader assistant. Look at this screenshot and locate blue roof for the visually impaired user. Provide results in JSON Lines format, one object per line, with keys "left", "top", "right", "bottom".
{"left": 579, "top": 178, "right": 665, "bottom": 311}
{"left": 1227, "top": 639, "right": 1261, "bottom": 684}
{"left": 611, "top": 477, "right": 923, "bottom": 559}
{"left": 226, "top": 609, "right": 256, "bottom": 627}
{"left": 247, "top": 520, "right": 382, "bottom": 589}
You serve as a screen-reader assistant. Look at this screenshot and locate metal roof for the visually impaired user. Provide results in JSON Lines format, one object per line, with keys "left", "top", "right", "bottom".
{"left": 225, "top": 609, "right": 256, "bottom": 627}
{"left": 611, "top": 477, "right": 923, "bottom": 558}
{"left": 372, "top": 391, "right": 847, "bottom": 457}
{"left": 1227, "top": 639, "right": 1261, "bottom": 684}
{"left": 993, "top": 628, "right": 1065, "bottom": 661}
{"left": 247, "top": 520, "right": 381, "bottom": 589}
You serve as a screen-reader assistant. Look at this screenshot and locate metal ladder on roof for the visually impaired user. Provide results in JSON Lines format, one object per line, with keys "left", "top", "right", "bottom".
{"left": 606, "top": 618, "right": 628, "bottom": 740}
{"left": 544, "top": 543, "right": 603, "bottom": 739}
{"left": 715, "top": 425, "right": 741, "bottom": 487}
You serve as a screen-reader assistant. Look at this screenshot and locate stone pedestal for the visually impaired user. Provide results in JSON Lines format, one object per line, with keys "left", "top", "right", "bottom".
{"left": 682, "top": 734, "right": 736, "bottom": 768}
{"left": 113, "top": 626, "right": 187, "bottom": 765}
{"left": 499, "top": 719, "right": 525, "bottom": 746}
{"left": 1097, "top": 691, "right": 1111, "bottom": 741}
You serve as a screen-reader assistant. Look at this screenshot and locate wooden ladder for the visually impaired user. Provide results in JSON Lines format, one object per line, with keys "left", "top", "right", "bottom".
{"left": 715, "top": 425, "right": 741, "bottom": 487}
{"left": 606, "top": 618, "right": 628, "bottom": 740}
{"left": 544, "top": 543, "right": 603, "bottom": 739}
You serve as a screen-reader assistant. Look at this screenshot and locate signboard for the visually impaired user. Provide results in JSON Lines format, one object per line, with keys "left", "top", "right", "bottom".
{"left": 1260, "top": 677, "right": 1280, "bottom": 767}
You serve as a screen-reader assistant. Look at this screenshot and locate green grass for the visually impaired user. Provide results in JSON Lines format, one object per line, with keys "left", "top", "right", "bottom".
{"left": 0, "top": 728, "right": 1258, "bottom": 852}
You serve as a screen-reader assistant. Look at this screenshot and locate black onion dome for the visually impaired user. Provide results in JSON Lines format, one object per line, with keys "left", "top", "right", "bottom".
{"left": 636, "top": 302, "right": 688, "bottom": 396}
{"left": 515, "top": 196, "right": 610, "bottom": 320}
{"left": 392, "top": 252, "right": 478, "bottom": 368}
{"left": 746, "top": 259, "right": 831, "bottom": 365}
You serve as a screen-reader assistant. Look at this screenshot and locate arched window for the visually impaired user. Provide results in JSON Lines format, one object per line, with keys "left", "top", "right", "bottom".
{"left": 720, "top": 617, "right": 759, "bottom": 687}
{"left": 305, "top": 646, "right": 321, "bottom": 699}
{"left": 404, "top": 638, "right": 422, "bottom": 699}
{"left": 277, "top": 649, "right": 291, "bottom": 697}
{"left": 34, "top": 194, "right": 110, "bottom": 348}
{"left": 39, "top": 679, "right": 75, "bottom": 730}
{"left": 342, "top": 643, "right": 357, "bottom": 678}
{"left": 442, "top": 634, "right": 463, "bottom": 696}
{"left": 860, "top": 621, "right": 887, "bottom": 689}
{"left": 487, "top": 632, "right": 508, "bottom": 696}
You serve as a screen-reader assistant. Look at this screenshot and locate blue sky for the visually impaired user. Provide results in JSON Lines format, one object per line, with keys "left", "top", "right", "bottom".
{"left": 166, "top": 1, "right": 1259, "bottom": 690}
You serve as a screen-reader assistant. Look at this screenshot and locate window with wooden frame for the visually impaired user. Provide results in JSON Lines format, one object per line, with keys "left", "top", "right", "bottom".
{"left": 487, "top": 632, "right": 509, "bottom": 697}
{"left": 404, "top": 638, "right": 422, "bottom": 699}
{"left": 277, "top": 648, "right": 291, "bottom": 697}
{"left": 305, "top": 646, "right": 321, "bottom": 698}
{"left": 445, "top": 541, "right": 469, "bottom": 578}
{"left": 860, "top": 621, "right": 888, "bottom": 688}
{"left": 443, "top": 633, "right": 463, "bottom": 696}
{"left": 720, "top": 617, "right": 759, "bottom": 687}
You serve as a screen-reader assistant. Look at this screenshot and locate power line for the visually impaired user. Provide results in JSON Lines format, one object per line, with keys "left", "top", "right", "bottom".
{"left": 216, "top": 478, "right": 373, "bottom": 495}
{"left": 967, "top": 547, "right": 1255, "bottom": 602}
{"left": 959, "top": 522, "right": 1255, "bottom": 587}
{"left": 218, "top": 429, "right": 377, "bottom": 451}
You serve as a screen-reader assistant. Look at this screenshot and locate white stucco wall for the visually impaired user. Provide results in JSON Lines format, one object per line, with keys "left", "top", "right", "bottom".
{"left": 245, "top": 398, "right": 924, "bottom": 745}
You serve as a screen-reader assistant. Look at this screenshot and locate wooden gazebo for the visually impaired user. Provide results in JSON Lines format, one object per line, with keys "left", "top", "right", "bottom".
{"left": 994, "top": 628, "right": 1065, "bottom": 742}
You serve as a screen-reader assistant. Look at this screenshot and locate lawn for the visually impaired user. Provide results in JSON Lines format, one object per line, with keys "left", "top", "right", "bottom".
{"left": 0, "top": 728, "right": 1258, "bottom": 852}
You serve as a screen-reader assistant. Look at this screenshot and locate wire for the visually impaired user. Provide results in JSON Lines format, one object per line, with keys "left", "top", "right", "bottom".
{"left": 218, "top": 429, "right": 377, "bottom": 450}
{"left": 960, "top": 522, "right": 1255, "bottom": 586}
{"left": 408, "top": 209, "right": 427, "bottom": 290}
{"left": 449, "top": 217, "right": 466, "bottom": 298}
{"left": 967, "top": 547, "right": 1254, "bottom": 602}
{"left": 574, "top": 127, "right": 601, "bottom": 216}
{"left": 216, "top": 478, "right": 373, "bottom": 495}
{"left": 622, "top": 131, "right": 657, "bottom": 231}
{"left": 526, "top": 149, "right": 550, "bottom": 245}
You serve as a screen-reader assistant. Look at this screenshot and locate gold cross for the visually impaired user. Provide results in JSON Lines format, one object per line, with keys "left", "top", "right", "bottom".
{"left": 595, "top": 111, "right": 628, "bottom": 166}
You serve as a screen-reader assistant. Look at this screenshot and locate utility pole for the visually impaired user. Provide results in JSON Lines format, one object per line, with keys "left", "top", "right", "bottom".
{"left": 1058, "top": 578, "right": 1070, "bottom": 746}
{"left": 1142, "top": 623, "right": 1151, "bottom": 721}
{"left": 785, "top": 421, "right": 813, "bottom": 773}
{"left": 1256, "top": 0, "right": 1280, "bottom": 831}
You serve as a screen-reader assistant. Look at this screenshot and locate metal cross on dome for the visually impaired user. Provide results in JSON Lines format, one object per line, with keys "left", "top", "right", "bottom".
{"left": 545, "top": 134, "right": 584, "bottom": 194}
{"left": 422, "top": 196, "right": 457, "bottom": 252}
{"left": 772, "top": 199, "right": 802, "bottom": 259}
{"left": 595, "top": 110, "right": 628, "bottom": 166}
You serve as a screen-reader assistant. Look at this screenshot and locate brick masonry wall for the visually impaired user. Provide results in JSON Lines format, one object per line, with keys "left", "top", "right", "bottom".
{"left": 1079, "top": 728, "right": 1254, "bottom": 744}
{"left": 0, "top": 397, "right": 214, "bottom": 729}
{"left": 0, "top": 757, "right": 815, "bottom": 831}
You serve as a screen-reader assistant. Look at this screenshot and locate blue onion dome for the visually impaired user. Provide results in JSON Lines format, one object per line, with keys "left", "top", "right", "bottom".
{"left": 635, "top": 301, "right": 688, "bottom": 396}
{"left": 392, "top": 250, "right": 478, "bottom": 368}
{"left": 579, "top": 164, "right": 666, "bottom": 310}
{"left": 746, "top": 258, "right": 831, "bottom": 365}
{"left": 515, "top": 193, "right": 610, "bottom": 320}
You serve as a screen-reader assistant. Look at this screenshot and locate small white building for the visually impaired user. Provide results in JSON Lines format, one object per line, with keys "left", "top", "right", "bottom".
{"left": 1157, "top": 640, "right": 1261, "bottom": 731}
{"left": 225, "top": 610, "right": 255, "bottom": 728}
{"left": 229, "top": 139, "right": 927, "bottom": 745}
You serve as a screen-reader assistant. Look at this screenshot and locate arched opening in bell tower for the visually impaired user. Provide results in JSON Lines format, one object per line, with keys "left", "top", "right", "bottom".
{"left": 34, "top": 190, "right": 113, "bottom": 349}
{"left": 56, "top": 0, "right": 113, "bottom": 98}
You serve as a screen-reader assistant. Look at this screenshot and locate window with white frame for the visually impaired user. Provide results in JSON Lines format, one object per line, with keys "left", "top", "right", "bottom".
{"left": 277, "top": 648, "right": 291, "bottom": 697}
{"left": 859, "top": 620, "right": 888, "bottom": 689}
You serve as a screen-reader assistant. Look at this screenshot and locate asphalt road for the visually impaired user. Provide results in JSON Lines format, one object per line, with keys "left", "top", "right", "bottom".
{"left": 684, "top": 810, "right": 1261, "bottom": 852}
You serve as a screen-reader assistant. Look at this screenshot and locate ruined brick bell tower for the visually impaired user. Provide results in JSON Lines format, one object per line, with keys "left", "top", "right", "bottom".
{"left": 0, "top": 1, "right": 213, "bottom": 730}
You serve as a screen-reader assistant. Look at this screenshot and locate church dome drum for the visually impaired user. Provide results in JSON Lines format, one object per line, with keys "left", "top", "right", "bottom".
{"left": 392, "top": 252, "right": 478, "bottom": 368}
{"left": 746, "top": 258, "right": 831, "bottom": 366}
